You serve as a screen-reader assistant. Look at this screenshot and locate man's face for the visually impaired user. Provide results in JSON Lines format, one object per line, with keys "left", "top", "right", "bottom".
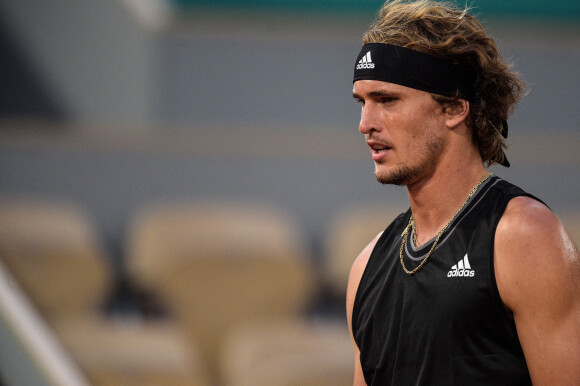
{"left": 352, "top": 80, "right": 449, "bottom": 186}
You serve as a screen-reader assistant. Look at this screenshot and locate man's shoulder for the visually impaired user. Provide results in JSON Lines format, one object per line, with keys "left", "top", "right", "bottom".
{"left": 484, "top": 177, "right": 549, "bottom": 223}
{"left": 495, "top": 195, "right": 579, "bottom": 311}
{"left": 497, "top": 196, "right": 556, "bottom": 239}
{"left": 496, "top": 195, "right": 563, "bottom": 261}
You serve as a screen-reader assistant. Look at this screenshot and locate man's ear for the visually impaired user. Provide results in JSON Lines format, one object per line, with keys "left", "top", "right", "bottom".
{"left": 445, "top": 99, "right": 469, "bottom": 129}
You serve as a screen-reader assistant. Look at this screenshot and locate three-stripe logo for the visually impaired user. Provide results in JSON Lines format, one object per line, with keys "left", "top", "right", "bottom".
{"left": 356, "top": 51, "right": 375, "bottom": 69}
{"left": 447, "top": 254, "right": 475, "bottom": 277}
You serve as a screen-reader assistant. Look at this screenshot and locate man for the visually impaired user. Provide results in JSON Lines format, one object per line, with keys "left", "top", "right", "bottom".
{"left": 346, "top": 1, "right": 580, "bottom": 385}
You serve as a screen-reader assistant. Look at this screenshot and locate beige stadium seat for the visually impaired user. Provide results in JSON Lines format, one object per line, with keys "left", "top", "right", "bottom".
{"left": 53, "top": 316, "right": 210, "bottom": 386}
{"left": 0, "top": 197, "right": 210, "bottom": 385}
{"left": 220, "top": 317, "right": 353, "bottom": 386}
{"left": 126, "top": 200, "right": 316, "bottom": 382}
{"left": 322, "top": 201, "right": 407, "bottom": 297}
{"left": 0, "top": 198, "right": 112, "bottom": 320}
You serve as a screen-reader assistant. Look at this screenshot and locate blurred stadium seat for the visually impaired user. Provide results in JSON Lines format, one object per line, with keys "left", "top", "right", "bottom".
{"left": 0, "top": 198, "right": 112, "bottom": 320}
{"left": 220, "top": 317, "right": 353, "bottom": 386}
{"left": 54, "top": 316, "right": 210, "bottom": 386}
{"left": 125, "top": 199, "right": 317, "bottom": 382}
{"left": 322, "top": 202, "right": 407, "bottom": 298}
{"left": 0, "top": 256, "right": 91, "bottom": 386}
{"left": 0, "top": 197, "right": 209, "bottom": 385}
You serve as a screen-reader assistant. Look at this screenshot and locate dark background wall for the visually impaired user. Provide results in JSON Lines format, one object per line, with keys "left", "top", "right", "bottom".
{"left": 0, "top": 0, "right": 578, "bottom": 265}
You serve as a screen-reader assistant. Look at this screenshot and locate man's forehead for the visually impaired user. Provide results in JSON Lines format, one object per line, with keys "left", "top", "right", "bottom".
{"left": 353, "top": 80, "right": 425, "bottom": 96}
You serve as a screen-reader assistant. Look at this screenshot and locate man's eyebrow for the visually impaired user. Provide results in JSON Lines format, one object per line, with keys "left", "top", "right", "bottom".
{"left": 352, "top": 89, "right": 398, "bottom": 99}
{"left": 370, "top": 89, "right": 398, "bottom": 97}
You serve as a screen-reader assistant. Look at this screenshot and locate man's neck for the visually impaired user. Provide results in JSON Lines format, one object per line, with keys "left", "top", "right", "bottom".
{"left": 407, "top": 160, "right": 488, "bottom": 245}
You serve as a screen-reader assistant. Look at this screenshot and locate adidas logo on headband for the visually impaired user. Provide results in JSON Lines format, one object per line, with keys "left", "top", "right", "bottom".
{"left": 356, "top": 51, "right": 375, "bottom": 70}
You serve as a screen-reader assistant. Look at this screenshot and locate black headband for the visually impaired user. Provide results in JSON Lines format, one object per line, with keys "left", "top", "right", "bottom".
{"left": 353, "top": 43, "right": 476, "bottom": 102}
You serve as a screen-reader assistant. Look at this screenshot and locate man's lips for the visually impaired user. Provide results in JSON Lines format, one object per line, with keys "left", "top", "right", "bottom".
{"left": 366, "top": 140, "right": 393, "bottom": 161}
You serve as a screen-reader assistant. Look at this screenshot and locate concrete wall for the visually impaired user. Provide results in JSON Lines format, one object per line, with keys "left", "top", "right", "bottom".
{"left": 0, "top": 1, "right": 579, "bottom": 263}
{"left": 2, "top": 1, "right": 578, "bottom": 132}
{"left": 0, "top": 0, "right": 153, "bottom": 126}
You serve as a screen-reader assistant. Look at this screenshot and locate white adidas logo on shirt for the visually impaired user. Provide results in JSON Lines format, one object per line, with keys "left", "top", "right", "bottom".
{"left": 447, "top": 253, "right": 475, "bottom": 277}
{"left": 356, "top": 51, "right": 375, "bottom": 69}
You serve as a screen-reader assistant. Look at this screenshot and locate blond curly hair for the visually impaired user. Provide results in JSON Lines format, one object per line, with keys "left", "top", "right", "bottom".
{"left": 362, "top": 0, "right": 527, "bottom": 166}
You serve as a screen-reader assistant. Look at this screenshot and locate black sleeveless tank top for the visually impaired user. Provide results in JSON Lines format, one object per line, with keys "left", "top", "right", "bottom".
{"left": 352, "top": 176, "right": 537, "bottom": 385}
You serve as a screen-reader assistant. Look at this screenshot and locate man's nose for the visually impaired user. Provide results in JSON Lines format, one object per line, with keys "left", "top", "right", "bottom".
{"left": 358, "top": 104, "right": 378, "bottom": 135}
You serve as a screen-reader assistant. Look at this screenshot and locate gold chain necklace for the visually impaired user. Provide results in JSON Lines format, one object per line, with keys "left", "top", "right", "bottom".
{"left": 399, "top": 172, "right": 492, "bottom": 275}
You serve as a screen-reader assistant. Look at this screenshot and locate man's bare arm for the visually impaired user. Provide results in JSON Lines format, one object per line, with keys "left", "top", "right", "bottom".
{"left": 495, "top": 197, "right": 580, "bottom": 385}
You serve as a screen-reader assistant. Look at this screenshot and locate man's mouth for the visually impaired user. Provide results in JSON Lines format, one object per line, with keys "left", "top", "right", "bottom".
{"left": 367, "top": 141, "right": 392, "bottom": 161}
{"left": 368, "top": 141, "right": 392, "bottom": 152}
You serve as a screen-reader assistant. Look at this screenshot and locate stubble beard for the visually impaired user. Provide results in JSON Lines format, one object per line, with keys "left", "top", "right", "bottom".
{"left": 374, "top": 132, "right": 446, "bottom": 186}
{"left": 375, "top": 163, "right": 420, "bottom": 186}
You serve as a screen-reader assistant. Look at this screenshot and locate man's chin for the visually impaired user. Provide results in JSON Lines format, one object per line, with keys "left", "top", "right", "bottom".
{"left": 375, "top": 165, "right": 416, "bottom": 186}
{"left": 376, "top": 175, "right": 406, "bottom": 186}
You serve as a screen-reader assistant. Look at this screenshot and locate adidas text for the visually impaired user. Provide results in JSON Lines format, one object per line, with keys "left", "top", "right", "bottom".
{"left": 356, "top": 62, "right": 375, "bottom": 70}
{"left": 447, "top": 269, "right": 475, "bottom": 277}
{"left": 447, "top": 253, "right": 475, "bottom": 277}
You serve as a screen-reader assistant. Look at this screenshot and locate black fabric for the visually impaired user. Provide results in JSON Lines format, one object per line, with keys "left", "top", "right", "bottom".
{"left": 498, "top": 120, "right": 510, "bottom": 167}
{"left": 352, "top": 176, "right": 538, "bottom": 385}
{"left": 353, "top": 43, "right": 476, "bottom": 101}
{"left": 501, "top": 120, "right": 509, "bottom": 139}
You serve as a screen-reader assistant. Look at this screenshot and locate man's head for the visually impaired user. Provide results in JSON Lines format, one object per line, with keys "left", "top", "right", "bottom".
{"left": 355, "top": 0, "right": 527, "bottom": 167}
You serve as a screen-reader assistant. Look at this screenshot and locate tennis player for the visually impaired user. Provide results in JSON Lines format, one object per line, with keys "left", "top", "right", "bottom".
{"left": 346, "top": 1, "right": 580, "bottom": 384}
